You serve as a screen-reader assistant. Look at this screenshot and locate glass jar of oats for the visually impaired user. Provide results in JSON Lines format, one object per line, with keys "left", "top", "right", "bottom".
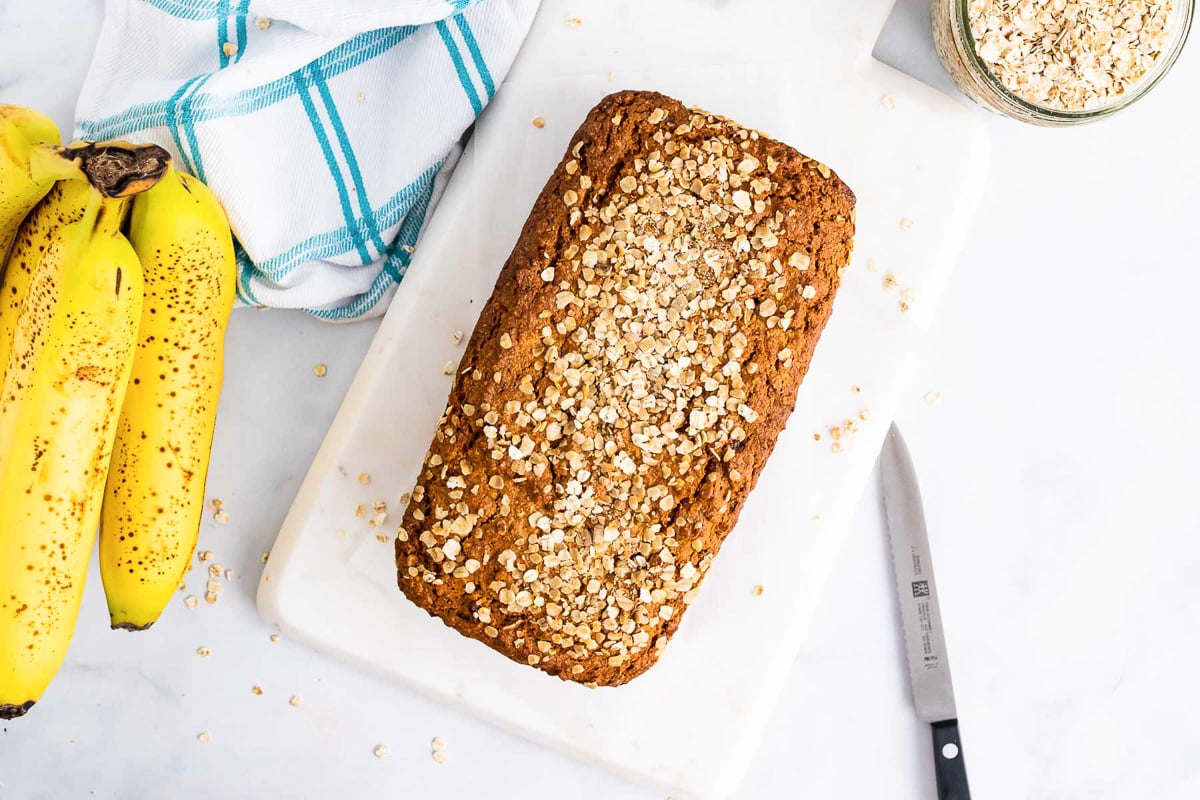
{"left": 932, "top": 0, "right": 1194, "bottom": 125}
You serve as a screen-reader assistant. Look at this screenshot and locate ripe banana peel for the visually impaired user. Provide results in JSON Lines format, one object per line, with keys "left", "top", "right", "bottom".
{"left": 1, "top": 133, "right": 171, "bottom": 380}
{"left": 0, "top": 184, "right": 144, "bottom": 720}
{"left": 100, "top": 166, "right": 236, "bottom": 630}
{"left": 0, "top": 105, "right": 81, "bottom": 265}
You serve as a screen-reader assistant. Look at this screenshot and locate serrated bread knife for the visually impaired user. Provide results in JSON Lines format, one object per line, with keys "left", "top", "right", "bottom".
{"left": 879, "top": 424, "right": 970, "bottom": 800}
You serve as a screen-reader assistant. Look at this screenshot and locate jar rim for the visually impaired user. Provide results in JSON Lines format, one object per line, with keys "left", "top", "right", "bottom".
{"left": 951, "top": 0, "right": 1195, "bottom": 121}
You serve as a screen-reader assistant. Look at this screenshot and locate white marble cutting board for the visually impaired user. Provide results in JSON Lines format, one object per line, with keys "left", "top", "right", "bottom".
{"left": 257, "top": 4, "right": 989, "bottom": 798}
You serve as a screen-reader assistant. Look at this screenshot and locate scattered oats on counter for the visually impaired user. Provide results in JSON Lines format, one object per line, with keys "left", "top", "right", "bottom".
{"left": 826, "top": 416, "right": 864, "bottom": 454}
{"left": 197, "top": 732, "right": 211, "bottom": 743}
{"left": 255, "top": 16, "right": 271, "bottom": 31}
{"left": 866, "top": 258, "right": 879, "bottom": 273}
{"left": 443, "top": 361, "right": 456, "bottom": 376}
{"left": 358, "top": 472, "right": 372, "bottom": 485}
{"left": 968, "top": 0, "right": 1175, "bottom": 111}
{"left": 431, "top": 737, "right": 448, "bottom": 763}
{"left": 260, "top": 551, "right": 271, "bottom": 564}
{"left": 222, "top": 42, "right": 238, "bottom": 58}
{"left": 270, "top": 634, "right": 280, "bottom": 643}
{"left": 289, "top": 695, "right": 303, "bottom": 707}
{"left": 197, "top": 550, "right": 212, "bottom": 562}
{"left": 881, "top": 94, "right": 896, "bottom": 110}
{"left": 899, "top": 217, "right": 915, "bottom": 232}
{"left": 313, "top": 363, "right": 328, "bottom": 378}
{"left": 565, "top": 14, "right": 582, "bottom": 26}
{"left": 356, "top": 91, "right": 365, "bottom": 105}
{"left": 204, "top": 592, "right": 218, "bottom": 605}
{"left": 252, "top": 685, "right": 264, "bottom": 696}
{"left": 753, "top": 585, "right": 764, "bottom": 597}
{"left": 184, "top": 595, "right": 200, "bottom": 609}
{"left": 373, "top": 744, "right": 390, "bottom": 759}
{"left": 532, "top": 116, "right": 546, "bottom": 128}
{"left": 196, "top": 647, "right": 211, "bottom": 658}
{"left": 925, "top": 391, "right": 943, "bottom": 406}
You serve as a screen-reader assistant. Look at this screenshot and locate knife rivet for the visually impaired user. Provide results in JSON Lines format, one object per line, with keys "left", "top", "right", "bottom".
{"left": 941, "top": 743, "right": 959, "bottom": 760}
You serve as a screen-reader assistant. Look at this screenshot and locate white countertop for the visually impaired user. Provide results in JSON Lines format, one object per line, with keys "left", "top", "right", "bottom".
{"left": 3, "top": 1, "right": 1200, "bottom": 799}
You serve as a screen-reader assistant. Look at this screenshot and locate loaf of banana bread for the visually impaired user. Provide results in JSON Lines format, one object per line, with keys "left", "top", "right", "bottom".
{"left": 396, "top": 90, "right": 855, "bottom": 686}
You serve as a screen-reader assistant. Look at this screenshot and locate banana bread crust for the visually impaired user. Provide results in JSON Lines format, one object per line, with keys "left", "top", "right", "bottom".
{"left": 396, "top": 90, "right": 855, "bottom": 686}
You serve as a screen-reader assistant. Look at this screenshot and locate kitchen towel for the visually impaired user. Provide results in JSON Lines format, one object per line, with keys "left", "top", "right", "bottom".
{"left": 74, "top": 0, "right": 539, "bottom": 319}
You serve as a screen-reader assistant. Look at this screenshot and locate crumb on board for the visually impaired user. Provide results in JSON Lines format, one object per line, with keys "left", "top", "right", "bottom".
{"left": 358, "top": 472, "right": 371, "bottom": 485}
{"left": 452, "top": 330, "right": 464, "bottom": 345}
{"left": 196, "top": 647, "right": 211, "bottom": 658}
{"left": 270, "top": 634, "right": 280, "bottom": 643}
{"left": 565, "top": 15, "right": 582, "bottom": 27}
{"left": 925, "top": 391, "right": 943, "bottom": 406}
{"left": 222, "top": 42, "right": 238, "bottom": 58}
{"left": 289, "top": 695, "right": 302, "bottom": 707}
{"left": 374, "top": 744, "right": 390, "bottom": 759}
{"left": 255, "top": 16, "right": 271, "bottom": 30}
{"left": 313, "top": 363, "right": 328, "bottom": 378}
{"left": 443, "top": 361, "right": 456, "bottom": 375}
{"left": 882, "top": 94, "right": 896, "bottom": 110}
{"left": 197, "top": 550, "right": 212, "bottom": 563}
{"left": 899, "top": 217, "right": 915, "bottom": 232}
{"left": 184, "top": 595, "right": 200, "bottom": 609}
{"left": 197, "top": 732, "right": 211, "bottom": 743}
{"left": 260, "top": 551, "right": 270, "bottom": 564}
{"left": 532, "top": 116, "right": 545, "bottom": 128}
{"left": 753, "top": 585, "right": 764, "bottom": 597}
{"left": 252, "top": 685, "right": 263, "bottom": 696}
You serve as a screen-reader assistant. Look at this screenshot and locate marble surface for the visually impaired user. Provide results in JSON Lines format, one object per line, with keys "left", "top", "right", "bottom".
{"left": 2, "top": 1, "right": 1200, "bottom": 799}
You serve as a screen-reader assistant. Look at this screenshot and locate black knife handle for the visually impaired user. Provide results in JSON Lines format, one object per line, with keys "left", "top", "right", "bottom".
{"left": 931, "top": 719, "right": 970, "bottom": 800}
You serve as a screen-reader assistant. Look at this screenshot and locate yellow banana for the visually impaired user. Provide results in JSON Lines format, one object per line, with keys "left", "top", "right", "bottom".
{"left": 0, "top": 108, "right": 87, "bottom": 376}
{"left": 0, "top": 143, "right": 170, "bottom": 499}
{"left": 0, "top": 184, "right": 144, "bottom": 719}
{"left": 0, "top": 105, "right": 83, "bottom": 262}
{"left": 100, "top": 166, "right": 236, "bottom": 630}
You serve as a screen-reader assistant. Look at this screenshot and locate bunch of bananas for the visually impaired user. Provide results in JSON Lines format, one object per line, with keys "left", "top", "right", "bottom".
{"left": 0, "top": 105, "right": 236, "bottom": 720}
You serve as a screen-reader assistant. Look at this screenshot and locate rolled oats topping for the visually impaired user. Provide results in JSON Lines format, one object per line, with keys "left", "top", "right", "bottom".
{"left": 968, "top": 0, "right": 1176, "bottom": 110}
{"left": 396, "top": 91, "right": 855, "bottom": 685}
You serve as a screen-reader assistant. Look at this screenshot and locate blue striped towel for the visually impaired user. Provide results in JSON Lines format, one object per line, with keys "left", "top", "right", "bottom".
{"left": 75, "top": 0, "right": 539, "bottom": 320}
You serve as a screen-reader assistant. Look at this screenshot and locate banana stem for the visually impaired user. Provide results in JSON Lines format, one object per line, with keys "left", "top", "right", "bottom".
{"left": 26, "top": 143, "right": 84, "bottom": 185}
{"left": 68, "top": 142, "right": 172, "bottom": 198}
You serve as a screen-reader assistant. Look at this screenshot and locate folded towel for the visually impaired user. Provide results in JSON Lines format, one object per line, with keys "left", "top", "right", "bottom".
{"left": 75, "top": 0, "right": 539, "bottom": 319}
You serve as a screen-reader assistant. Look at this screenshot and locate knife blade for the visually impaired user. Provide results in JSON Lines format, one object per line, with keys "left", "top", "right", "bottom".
{"left": 879, "top": 423, "right": 970, "bottom": 800}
